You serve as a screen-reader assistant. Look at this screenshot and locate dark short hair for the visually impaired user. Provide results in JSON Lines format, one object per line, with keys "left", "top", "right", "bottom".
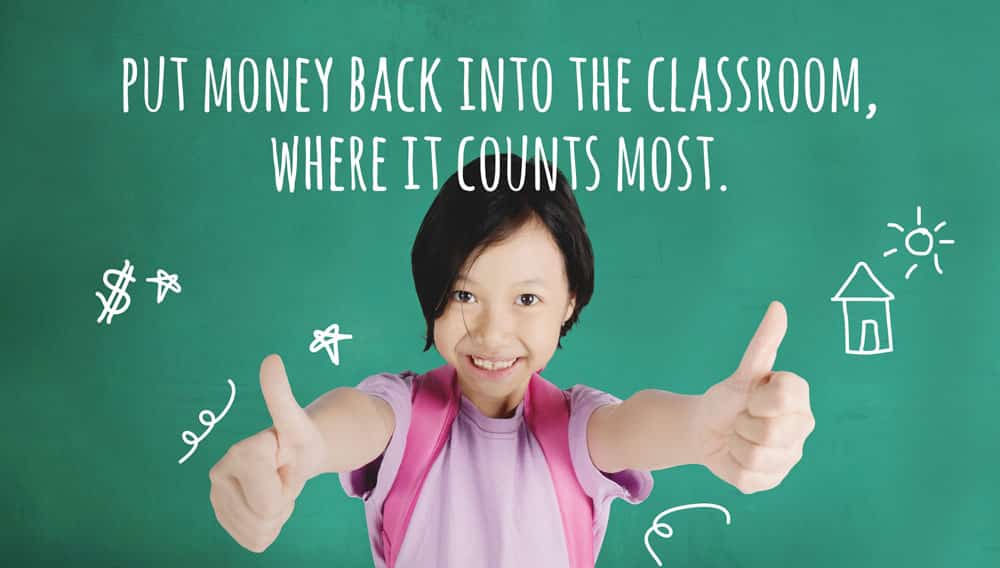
{"left": 411, "top": 152, "right": 595, "bottom": 352}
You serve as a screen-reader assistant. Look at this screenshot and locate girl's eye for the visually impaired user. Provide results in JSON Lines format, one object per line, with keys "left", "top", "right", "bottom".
{"left": 453, "top": 290, "right": 475, "bottom": 303}
{"left": 452, "top": 290, "right": 539, "bottom": 306}
{"left": 517, "top": 293, "right": 540, "bottom": 306}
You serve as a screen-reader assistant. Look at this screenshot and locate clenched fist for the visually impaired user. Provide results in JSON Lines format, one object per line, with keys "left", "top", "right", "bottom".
{"left": 694, "top": 301, "right": 816, "bottom": 494}
{"left": 209, "top": 354, "right": 329, "bottom": 552}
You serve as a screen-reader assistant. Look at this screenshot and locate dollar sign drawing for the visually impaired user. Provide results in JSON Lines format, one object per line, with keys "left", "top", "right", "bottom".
{"left": 96, "top": 259, "right": 136, "bottom": 325}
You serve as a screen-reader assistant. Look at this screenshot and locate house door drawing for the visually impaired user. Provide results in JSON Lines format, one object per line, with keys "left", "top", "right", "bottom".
{"left": 858, "top": 319, "right": 883, "bottom": 352}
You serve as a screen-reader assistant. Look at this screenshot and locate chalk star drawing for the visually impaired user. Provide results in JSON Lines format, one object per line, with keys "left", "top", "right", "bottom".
{"left": 96, "top": 259, "right": 136, "bottom": 324}
{"left": 309, "top": 323, "right": 354, "bottom": 366}
{"left": 145, "top": 268, "right": 182, "bottom": 304}
{"left": 644, "top": 502, "right": 732, "bottom": 567}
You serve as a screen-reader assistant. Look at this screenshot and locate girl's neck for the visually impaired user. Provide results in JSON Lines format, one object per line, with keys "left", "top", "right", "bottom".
{"left": 459, "top": 384, "right": 527, "bottom": 419}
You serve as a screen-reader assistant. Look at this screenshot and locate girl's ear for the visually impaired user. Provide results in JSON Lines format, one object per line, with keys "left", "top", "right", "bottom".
{"left": 563, "top": 295, "right": 576, "bottom": 324}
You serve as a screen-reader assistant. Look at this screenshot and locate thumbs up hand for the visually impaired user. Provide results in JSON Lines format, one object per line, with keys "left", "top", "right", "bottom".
{"left": 209, "top": 354, "right": 329, "bottom": 552}
{"left": 692, "top": 302, "right": 816, "bottom": 494}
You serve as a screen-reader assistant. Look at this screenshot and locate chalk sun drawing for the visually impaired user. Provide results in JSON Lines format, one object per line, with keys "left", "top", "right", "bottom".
{"left": 884, "top": 205, "right": 955, "bottom": 280}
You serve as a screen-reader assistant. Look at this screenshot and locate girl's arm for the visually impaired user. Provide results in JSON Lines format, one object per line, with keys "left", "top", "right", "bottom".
{"left": 303, "top": 387, "right": 396, "bottom": 477}
{"left": 587, "top": 389, "right": 703, "bottom": 473}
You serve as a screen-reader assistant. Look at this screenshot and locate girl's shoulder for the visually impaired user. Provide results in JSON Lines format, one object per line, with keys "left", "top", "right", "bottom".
{"left": 351, "top": 370, "right": 420, "bottom": 422}
{"left": 564, "top": 382, "right": 626, "bottom": 414}
{"left": 353, "top": 369, "right": 419, "bottom": 393}
{"left": 358, "top": 369, "right": 418, "bottom": 387}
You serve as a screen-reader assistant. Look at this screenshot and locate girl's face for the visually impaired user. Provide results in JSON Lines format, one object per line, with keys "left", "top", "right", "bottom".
{"left": 433, "top": 216, "right": 576, "bottom": 419}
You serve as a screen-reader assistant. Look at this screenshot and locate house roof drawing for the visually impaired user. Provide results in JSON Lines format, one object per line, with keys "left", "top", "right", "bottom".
{"left": 831, "top": 261, "right": 895, "bottom": 302}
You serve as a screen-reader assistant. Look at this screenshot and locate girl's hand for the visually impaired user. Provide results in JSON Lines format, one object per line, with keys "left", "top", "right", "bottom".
{"left": 208, "top": 354, "right": 329, "bottom": 552}
{"left": 692, "top": 302, "right": 816, "bottom": 494}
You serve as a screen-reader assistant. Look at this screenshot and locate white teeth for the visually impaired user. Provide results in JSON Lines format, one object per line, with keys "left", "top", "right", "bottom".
{"left": 472, "top": 357, "right": 516, "bottom": 371}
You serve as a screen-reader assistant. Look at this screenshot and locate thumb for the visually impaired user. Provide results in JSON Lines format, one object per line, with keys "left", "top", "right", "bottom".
{"left": 260, "top": 354, "right": 311, "bottom": 445}
{"left": 729, "top": 301, "right": 788, "bottom": 389}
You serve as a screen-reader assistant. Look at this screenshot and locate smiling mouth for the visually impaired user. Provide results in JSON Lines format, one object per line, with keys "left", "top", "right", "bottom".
{"left": 469, "top": 355, "right": 519, "bottom": 371}
{"left": 464, "top": 355, "right": 523, "bottom": 380}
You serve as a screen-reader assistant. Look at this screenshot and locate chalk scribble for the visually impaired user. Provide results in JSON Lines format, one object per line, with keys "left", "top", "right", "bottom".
{"left": 644, "top": 502, "right": 732, "bottom": 567}
{"left": 179, "top": 379, "right": 236, "bottom": 464}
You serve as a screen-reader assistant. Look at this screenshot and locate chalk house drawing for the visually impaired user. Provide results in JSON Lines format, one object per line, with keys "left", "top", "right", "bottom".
{"left": 831, "top": 261, "right": 895, "bottom": 355}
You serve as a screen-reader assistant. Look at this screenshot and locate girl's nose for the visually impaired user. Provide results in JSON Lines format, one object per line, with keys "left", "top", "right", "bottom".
{"left": 469, "top": 304, "right": 514, "bottom": 346}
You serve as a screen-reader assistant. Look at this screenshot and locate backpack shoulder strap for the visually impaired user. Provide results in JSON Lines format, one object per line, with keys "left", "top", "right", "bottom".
{"left": 380, "top": 364, "right": 460, "bottom": 568}
{"left": 524, "top": 372, "right": 596, "bottom": 568}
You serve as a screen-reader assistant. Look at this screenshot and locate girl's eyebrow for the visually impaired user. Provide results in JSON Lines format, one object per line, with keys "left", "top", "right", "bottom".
{"left": 456, "top": 274, "right": 548, "bottom": 287}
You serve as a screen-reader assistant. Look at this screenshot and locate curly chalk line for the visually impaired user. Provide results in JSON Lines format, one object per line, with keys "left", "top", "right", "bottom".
{"left": 178, "top": 379, "right": 236, "bottom": 464}
{"left": 644, "top": 502, "right": 732, "bottom": 567}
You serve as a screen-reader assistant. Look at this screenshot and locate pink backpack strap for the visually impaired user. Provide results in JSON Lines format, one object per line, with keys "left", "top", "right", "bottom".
{"left": 524, "top": 371, "right": 596, "bottom": 568}
{"left": 380, "top": 364, "right": 459, "bottom": 568}
{"left": 381, "top": 365, "right": 595, "bottom": 568}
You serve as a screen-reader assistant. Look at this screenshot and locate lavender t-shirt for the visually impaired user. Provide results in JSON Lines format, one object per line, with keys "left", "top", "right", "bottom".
{"left": 338, "top": 371, "right": 654, "bottom": 568}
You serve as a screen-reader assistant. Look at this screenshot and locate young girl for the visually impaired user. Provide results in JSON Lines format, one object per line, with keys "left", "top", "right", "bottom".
{"left": 208, "top": 153, "right": 815, "bottom": 567}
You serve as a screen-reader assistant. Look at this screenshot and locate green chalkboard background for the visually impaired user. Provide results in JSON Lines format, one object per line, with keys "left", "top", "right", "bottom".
{"left": 3, "top": 0, "right": 998, "bottom": 566}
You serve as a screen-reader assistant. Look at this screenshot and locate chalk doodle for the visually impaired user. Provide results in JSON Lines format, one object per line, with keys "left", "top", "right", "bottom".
{"left": 178, "top": 378, "right": 236, "bottom": 464}
{"left": 96, "top": 260, "right": 184, "bottom": 323}
{"left": 644, "top": 502, "right": 732, "bottom": 567}
{"left": 831, "top": 261, "right": 895, "bottom": 355}
{"left": 884, "top": 205, "right": 956, "bottom": 280}
{"left": 96, "top": 259, "right": 136, "bottom": 324}
{"left": 145, "top": 268, "right": 182, "bottom": 303}
{"left": 309, "top": 322, "right": 354, "bottom": 366}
